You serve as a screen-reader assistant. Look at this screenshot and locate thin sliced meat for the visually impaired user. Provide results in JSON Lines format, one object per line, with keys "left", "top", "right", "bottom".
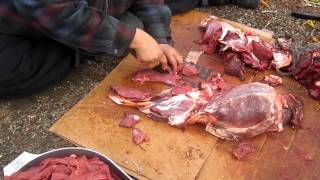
{"left": 261, "top": 75, "right": 283, "bottom": 87}
{"left": 132, "top": 128, "right": 149, "bottom": 145}
{"left": 111, "top": 85, "right": 150, "bottom": 101}
{"left": 119, "top": 112, "right": 140, "bottom": 128}
{"left": 223, "top": 51, "right": 245, "bottom": 81}
{"left": 181, "top": 64, "right": 199, "bottom": 76}
{"left": 233, "top": 141, "right": 255, "bottom": 160}
{"left": 132, "top": 69, "right": 180, "bottom": 86}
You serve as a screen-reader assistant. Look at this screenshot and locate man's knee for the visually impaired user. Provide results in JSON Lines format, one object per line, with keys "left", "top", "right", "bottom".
{"left": 158, "top": 5, "right": 172, "bottom": 23}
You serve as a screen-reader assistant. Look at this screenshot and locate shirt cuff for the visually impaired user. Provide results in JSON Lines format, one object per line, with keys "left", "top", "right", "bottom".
{"left": 112, "top": 21, "right": 136, "bottom": 57}
{"left": 156, "top": 37, "right": 175, "bottom": 46}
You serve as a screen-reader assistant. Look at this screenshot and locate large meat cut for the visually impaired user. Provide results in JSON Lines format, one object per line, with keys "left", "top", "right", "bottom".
{"left": 198, "top": 16, "right": 292, "bottom": 80}
{"left": 109, "top": 77, "right": 303, "bottom": 140}
{"left": 5, "top": 155, "right": 116, "bottom": 180}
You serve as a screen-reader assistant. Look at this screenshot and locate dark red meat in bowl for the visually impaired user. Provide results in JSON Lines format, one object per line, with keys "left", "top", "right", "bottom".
{"left": 4, "top": 147, "right": 133, "bottom": 180}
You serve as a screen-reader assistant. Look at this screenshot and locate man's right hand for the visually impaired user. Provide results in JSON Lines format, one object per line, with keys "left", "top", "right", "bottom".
{"left": 129, "top": 28, "right": 169, "bottom": 70}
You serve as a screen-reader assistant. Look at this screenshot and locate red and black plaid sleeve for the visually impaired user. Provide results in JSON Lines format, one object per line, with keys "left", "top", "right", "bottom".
{"left": 11, "top": 0, "right": 136, "bottom": 57}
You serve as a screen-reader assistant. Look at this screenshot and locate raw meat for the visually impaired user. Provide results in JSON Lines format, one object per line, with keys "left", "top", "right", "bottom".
{"left": 181, "top": 64, "right": 199, "bottom": 76}
{"left": 111, "top": 85, "right": 150, "bottom": 101}
{"left": 5, "top": 155, "right": 115, "bottom": 180}
{"left": 171, "top": 82, "right": 193, "bottom": 96}
{"left": 119, "top": 112, "right": 140, "bottom": 128}
{"left": 132, "top": 69, "right": 180, "bottom": 86}
{"left": 201, "top": 83, "right": 303, "bottom": 140}
{"left": 132, "top": 128, "right": 149, "bottom": 145}
{"left": 272, "top": 51, "right": 293, "bottom": 69}
{"left": 233, "top": 141, "right": 255, "bottom": 160}
{"left": 261, "top": 75, "right": 283, "bottom": 87}
{"left": 198, "top": 17, "right": 293, "bottom": 80}
{"left": 223, "top": 51, "right": 245, "bottom": 81}
{"left": 277, "top": 37, "right": 291, "bottom": 51}
{"left": 109, "top": 79, "right": 303, "bottom": 140}
{"left": 291, "top": 47, "right": 320, "bottom": 100}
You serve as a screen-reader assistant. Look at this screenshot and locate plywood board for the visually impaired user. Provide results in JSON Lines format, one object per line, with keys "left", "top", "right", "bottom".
{"left": 49, "top": 10, "right": 320, "bottom": 180}
{"left": 196, "top": 70, "right": 320, "bottom": 180}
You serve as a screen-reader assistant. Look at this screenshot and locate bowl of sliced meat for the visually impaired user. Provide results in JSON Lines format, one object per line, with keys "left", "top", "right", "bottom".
{"left": 4, "top": 147, "right": 133, "bottom": 180}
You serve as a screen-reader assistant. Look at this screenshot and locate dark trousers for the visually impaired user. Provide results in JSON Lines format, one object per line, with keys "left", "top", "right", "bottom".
{"left": 0, "top": 12, "right": 143, "bottom": 98}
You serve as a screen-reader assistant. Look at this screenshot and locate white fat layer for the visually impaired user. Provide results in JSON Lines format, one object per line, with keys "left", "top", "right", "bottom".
{"left": 109, "top": 95, "right": 125, "bottom": 105}
{"left": 220, "top": 39, "right": 246, "bottom": 51}
{"left": 150, "top": 94, "right": 197, "bottom": 126}
{"left": 186, "top": 91, "right": 201, "bottom": 99}
{"left": 133, "top": 115, "right": 140, "bottom": 121}
{"left": 272, "top": 52, "right": 291, "bottom": 68}
{"left": 247, "top": 35, "right": 260, "bottom": 44}
{"left": 219, "top": 22, "right": 242, "bottom": 41}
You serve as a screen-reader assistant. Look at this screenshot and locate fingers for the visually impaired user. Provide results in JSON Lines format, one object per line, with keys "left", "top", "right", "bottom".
{"left": 173, "top": 52, "right": 184, "bottom": 71}
{"left": 166, "top": 53, "right": 178, "bottom": 73}
{"left": 159, "top": 54, "right": 169, "bottom": 71}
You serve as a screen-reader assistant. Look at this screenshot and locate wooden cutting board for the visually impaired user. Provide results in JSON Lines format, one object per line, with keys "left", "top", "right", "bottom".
{"left": 50, "top": 10, "right": 320, "bottom": 180}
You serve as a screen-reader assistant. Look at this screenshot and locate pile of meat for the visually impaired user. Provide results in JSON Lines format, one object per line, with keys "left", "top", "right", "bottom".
{"left": 289, "top": 47, "right": 320, "bottom": 100}
{"left": 5, "top": 155, "right": 116, "bottom": 180}
{"left": 109, "top": 73, "right": 303, "bottom": 140}
{"left": 198, "top": 16, "right": 292, "bottom": 81}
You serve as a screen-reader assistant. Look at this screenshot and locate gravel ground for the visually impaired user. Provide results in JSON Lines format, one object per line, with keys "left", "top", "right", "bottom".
{"left": 1, "top": 0, "right": 319, "bottom": 177}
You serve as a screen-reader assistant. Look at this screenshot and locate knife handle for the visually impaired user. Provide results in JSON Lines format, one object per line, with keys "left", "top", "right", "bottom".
{"left": 291, "top": 10, "right": 320, "bottom": 20}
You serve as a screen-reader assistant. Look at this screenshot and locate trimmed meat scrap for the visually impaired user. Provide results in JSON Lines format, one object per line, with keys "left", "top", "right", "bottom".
{"left": 119, "top": 112, "right": 140, "bottom": 128}
{"left": 132, "top": 128, "right": 149, "bottom": 145}
{"left": 109, "top": 80, "right": 303, "bottom": 140}
{"left": 277, "top": 37, "right": 291, "bottom": 51}
{"left": 233, "top": 141, "right": 255, "bottom": 160}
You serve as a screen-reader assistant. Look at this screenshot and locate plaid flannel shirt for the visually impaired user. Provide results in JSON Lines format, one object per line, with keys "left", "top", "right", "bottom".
{"left": 0, "top": 0, "right": 172, "bottom": 57}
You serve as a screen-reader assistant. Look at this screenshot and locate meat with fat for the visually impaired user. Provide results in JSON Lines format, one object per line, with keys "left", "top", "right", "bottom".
{"left": 261, "top": 75, "right": 283, "bottom": 87}
{"left": 109, "top": 79, "right": 303, "bottom": 140}
{"left": 198, "top": 17, "right": 293, "bottom": 80}
{"left": 119, "top": 112, "right": 140, "bottom": 128}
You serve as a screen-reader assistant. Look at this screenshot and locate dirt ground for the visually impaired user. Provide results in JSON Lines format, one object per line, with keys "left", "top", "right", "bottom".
{"left": 0, "top": 0, "right": 319, "bottom": 177}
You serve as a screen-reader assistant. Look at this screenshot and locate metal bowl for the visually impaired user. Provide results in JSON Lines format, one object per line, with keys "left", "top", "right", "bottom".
{"left": 14, "top": 147, "right": 133, "bottom": 180}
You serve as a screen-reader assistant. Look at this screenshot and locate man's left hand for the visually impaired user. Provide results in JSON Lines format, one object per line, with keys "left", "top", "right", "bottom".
{"left": 159, "top": 44, "right": 183, "bottom": 74}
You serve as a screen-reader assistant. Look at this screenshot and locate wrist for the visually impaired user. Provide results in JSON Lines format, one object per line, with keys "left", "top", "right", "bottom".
{"left": 130, "top": 28, "right": 142, "bottom": 49}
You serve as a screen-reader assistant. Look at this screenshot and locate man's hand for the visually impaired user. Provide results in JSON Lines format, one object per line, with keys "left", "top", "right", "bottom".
{"left": 130, "top": 28, "right": 169, "bottom": 70}
{"left": 159, "top": 44, "right": 183, "bottom": 73}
